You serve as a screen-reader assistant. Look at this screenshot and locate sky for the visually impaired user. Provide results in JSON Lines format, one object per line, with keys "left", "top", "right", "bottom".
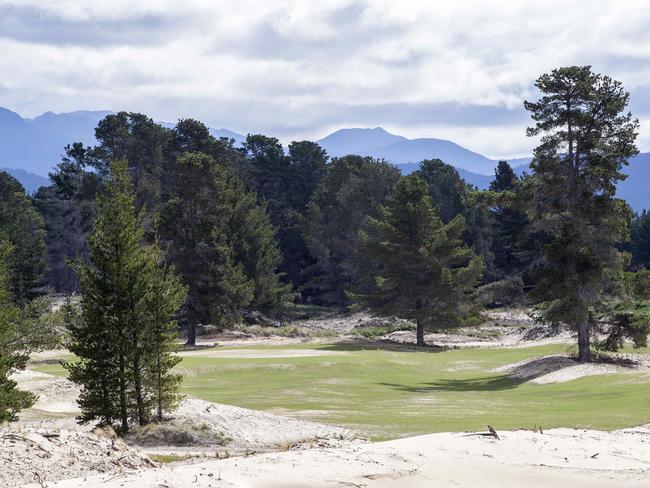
{"left": 2, "top": 0, "right": 650, "bottom": 158}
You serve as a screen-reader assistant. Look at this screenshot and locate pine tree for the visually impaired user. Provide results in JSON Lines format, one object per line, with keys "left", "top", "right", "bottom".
{"left": 230, "top": 187, "right": 293, "bottom": 312}
{"left": 630, "top": 210, "right": 650, "bottom": 268}
{"left": 161, "top": 152, "right": 287, "bottom": 344}
{"left": 0, "top": 172, "right": 47, "bottom": 300}
{"left": 356, "top": 175, "right": 484, "bottom": 346}
{"left": 302, "top": 156, "right": 400, "bottom": 305}
{"left": 67, "top": 159, "right": 185, "bottom": 431}
{"left": 142, "top": 245, "right": 186, "bottom": 421}
{"left": 67, "top": 159, "right": 146, "bottom": 430}
{"left": 0, "top": 242, "right": 36, "bottom": 422}
{"left": 524, "top": 66, "right": 639, "bottom": 362}
{"left": 415, "top": 159, "right": 495, "bottom": 280}
{"left": 489, "top": 161, "right": 528, "bottom": 279}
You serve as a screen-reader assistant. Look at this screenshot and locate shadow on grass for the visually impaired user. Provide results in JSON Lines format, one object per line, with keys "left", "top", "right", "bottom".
{"left": 318, "top": 340, "right": 448, "bottom": 354}
{"left": 380, "top": 375, "right": 523, "bottom": 392}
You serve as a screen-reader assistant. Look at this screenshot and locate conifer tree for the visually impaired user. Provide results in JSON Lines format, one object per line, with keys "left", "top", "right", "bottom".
{"left": 0, "top": 172, "right": 47, "bottom": 300}
{"left": 489, "top": 161, "right": 528, "bottom": 279}
{"left": 356, "top": 175, "right": 484, "bottom": 346}
{"left": 630, "top": 210, "right": 650, "bottom": 268}
{"left": 524, "top": 66, "right": 639, "bottom": 362}
{"left": 302, "top": 156, "right": 400, "bottom": 305}
{"left": 161, "top": 153, "right": 287, "bottom": 344}
{"left": 0, "top": 242, "right": 36, "bottom": 422}
{"left": 67, "top": 160, "right": 185, "bottom": 430}
{"left": 143, "top": 245, "right": 186, "bottom": 421}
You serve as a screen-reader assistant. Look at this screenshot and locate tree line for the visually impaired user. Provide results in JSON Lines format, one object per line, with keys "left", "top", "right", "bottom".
{"left": 2, "top": 65, "right": 650, "bottom": 427}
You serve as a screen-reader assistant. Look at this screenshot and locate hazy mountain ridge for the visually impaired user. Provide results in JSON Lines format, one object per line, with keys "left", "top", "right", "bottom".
{"left": 316, "top": 127, "right": 531, "bottom": 176}
{"left": 0, "top": 167, "right": 49, "bottom": 194}
{"left": 0, "top": 109, "right": 647, "bottom": 210}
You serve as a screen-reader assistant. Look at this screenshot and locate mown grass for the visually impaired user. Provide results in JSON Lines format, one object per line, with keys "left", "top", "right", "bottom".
{"left": 32, "top": 342, "right": 650, "bottom": 440}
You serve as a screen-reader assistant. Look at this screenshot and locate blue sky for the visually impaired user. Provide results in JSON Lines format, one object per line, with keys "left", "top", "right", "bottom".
{"left": 1, "top": 0, "right": 650, "bottom": 158}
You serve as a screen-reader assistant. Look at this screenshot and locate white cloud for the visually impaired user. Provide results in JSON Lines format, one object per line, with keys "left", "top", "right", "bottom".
{"left": 1, "top": 0, "right": 650, "bottom": 155}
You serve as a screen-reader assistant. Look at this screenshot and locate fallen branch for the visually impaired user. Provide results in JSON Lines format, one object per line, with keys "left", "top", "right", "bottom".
{"left": 462, "top": 425, "right": 500, "bottom": 440}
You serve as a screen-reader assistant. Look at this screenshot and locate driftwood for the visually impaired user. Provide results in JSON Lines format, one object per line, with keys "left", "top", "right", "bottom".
{"left": 463, "top": 425, "right": 500, "bottom": 440}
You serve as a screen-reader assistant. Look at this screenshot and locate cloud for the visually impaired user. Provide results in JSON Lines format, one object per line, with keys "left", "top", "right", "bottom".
{"left": 1, "top": 0, "right": 650, "bottom": 156}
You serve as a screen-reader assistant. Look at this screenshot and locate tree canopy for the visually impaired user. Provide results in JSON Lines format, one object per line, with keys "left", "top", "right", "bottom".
{"left": 524, "top": 65, "right": 639, "bottom": 362}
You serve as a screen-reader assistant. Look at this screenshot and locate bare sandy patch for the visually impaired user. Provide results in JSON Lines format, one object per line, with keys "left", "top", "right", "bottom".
{"left": 126, "top": 398, "right": 356, "bottom": 458}
{"left": 494, "top": 355, "right": 647, "bottom": 384}
{"left": 12, "top": 369, "right": 80, "bottom": 416}
{"left": 14, "top": 368, "right": 356, "bottom": 460}
{"left": 28, "top": 425, "right": 650, "bottom": 488}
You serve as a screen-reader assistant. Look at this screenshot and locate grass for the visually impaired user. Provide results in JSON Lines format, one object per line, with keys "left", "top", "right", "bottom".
{"left": 149, "top": 453, "right": 192, "bottom": 464}
{"left": 31, "top": 342, "right": 650, "bottom": 440}
{"left": 352, "top": 321, "right": 416, "bottom": 339}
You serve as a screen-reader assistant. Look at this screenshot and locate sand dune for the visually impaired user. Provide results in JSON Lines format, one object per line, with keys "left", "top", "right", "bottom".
{"left": 19, "top": 426, "right": 650, "bottom": 488}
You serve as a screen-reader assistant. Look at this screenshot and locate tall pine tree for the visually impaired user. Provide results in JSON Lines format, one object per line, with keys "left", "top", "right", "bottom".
{"left": 67, "top": 160, "right": 185, "bottom": 431}
{"left": 356, "top": 175, "right": 484, "bottom": 346}
{"left": 161, "top": 152, "right": 288, "bottom": 345}
{"left": 525, "top": 66, "right": 638, "bottom": 362}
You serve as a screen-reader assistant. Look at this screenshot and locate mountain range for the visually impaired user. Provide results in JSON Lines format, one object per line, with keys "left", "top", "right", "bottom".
{"left": 0, "top": 108, "right": 646, "bottom": 210}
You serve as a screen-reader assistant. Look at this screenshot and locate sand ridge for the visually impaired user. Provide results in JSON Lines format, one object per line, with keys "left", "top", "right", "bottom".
{"left": 17, "top": 426, "right": 650, "bottom": 488}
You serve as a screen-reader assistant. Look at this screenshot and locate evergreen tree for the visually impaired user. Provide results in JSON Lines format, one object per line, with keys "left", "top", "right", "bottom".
{"left": 356, "top": 175, "right": 484, "bottom": 346}
{"left": 0, "top": 172, "right": 47, "bottom": 300}
{"left": 36, "top": 143, "right": 101, "bottom": 292}
{"left": 630, "top": 210, "right": 650, "bottom": 268}
{"left": 524, "top": 66, "right": 639, "bottom": 362}
{"left": 230, "top": 188, "right": 293, "bottom": 312}
{"left": 161, "top": 152, "right": 287, "bottom": 345}
{"left": 143, "top": 245, "right": 186, "bottom": 421}
{"left": 67, "top": 160, "right": 185, "bottom": 430}
{"left": 415, "top": 159, "right": 466, "bottom": 222}
{"left": 415, "top": 159, "right": 495, "bottom": 280}
{"left": 93, "top": 112, "right": 171, "bottom": 213}
{"left": 0, "top": 242, "right": 36, "bottom": 422}
{"left": 489, "top": 161, "right": 529, "bottom": 279}
{"left": 302, "top": 156, "right": 400, "bottom": 305}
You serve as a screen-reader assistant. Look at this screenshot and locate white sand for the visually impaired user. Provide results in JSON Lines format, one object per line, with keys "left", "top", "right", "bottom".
{"left": 1, "top": 425, "right": 155, "bottom": 488}
{"left": 17, "top": 426, "right": 650, "bottom": 488}
{"left": 129, "top": 397, "right": 355, "bottom": 455}
{"left": 12, "top": 369, "right": 80, "bottom": 416}
{"left": 494, "top": 354, "right": 649, "bottom": 384}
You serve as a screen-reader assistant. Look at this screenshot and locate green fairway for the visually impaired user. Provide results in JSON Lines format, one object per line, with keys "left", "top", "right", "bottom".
{"left": 32, "top": 343, "right": 650, "bottom": 440}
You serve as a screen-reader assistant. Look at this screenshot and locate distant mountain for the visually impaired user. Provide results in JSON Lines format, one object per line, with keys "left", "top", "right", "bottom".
{"left": 0, "top": 107, "right": 70, "bottom": 175}
{"left": 394, "top": 162, "right": 497, "bottom": 189}
{"left": 0, "top": 108, "right": 246, "bottom": 177}
{"left": 317, "top": 126, "right": 530, "bottom": 175}
{"left": 208, "top": 128, "right": 246, "bottom": 146}
{"left": 1, "top": 167, "right": 50, "bottom": 194}
{"left": 1, "top": 111, "right": 648, "bottom": 210}
{"left": 0, "top": 108, "right": 111, "bottom": 175}
{"left": 318, "top": 127, "right": 407, "bottom": 157}
{"left": 29, "top": 110, "right": 111, "bottom": 147}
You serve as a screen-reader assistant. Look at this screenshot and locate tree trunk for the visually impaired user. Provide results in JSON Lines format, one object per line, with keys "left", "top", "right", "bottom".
{"left": 186, "top": 310, "right": 196, "bottom": 347}
{"left": 577, "top": 321, "right": 591, "bottom": 363}
{"left": 416, "top": 319, "right": 425, "bottom": 347}
{"left": 133, "top": 359, "right": 146, "bottom": 426}
{"left": 119, "top": 358, "right": 128, "bottom": 433}
{"left": 157, "top": 355, "right": 163, "bottom": 422}
{"left": 186, "top": 323, "right": 196, "bottom": 347}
